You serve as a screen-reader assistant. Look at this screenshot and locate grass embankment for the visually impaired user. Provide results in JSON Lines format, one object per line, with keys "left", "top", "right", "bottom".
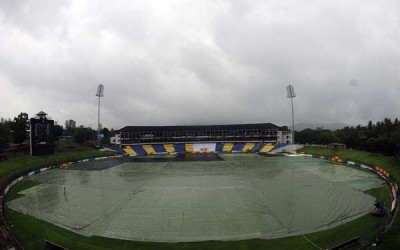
{"left": 0, "top": 147, "right": 114, "bottom": 187}
{"left": 300, "top": 146, "right": 400, "bottom": 249}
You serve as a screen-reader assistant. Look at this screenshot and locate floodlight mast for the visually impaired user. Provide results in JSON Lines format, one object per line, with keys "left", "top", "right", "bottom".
{"left": 96, "top": 84, "right": 104, "bottom": 148}
{"left": 286, "top": 85, "right": 296, "bottom": 144}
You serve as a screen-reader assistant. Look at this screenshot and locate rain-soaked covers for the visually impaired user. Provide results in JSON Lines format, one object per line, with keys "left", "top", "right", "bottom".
{"left": 8, "top": 154, "right": 384, "bottom": 242}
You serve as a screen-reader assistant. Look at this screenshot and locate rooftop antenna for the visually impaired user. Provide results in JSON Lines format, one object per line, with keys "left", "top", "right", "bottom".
{"left": 96, "top": 84, "right": 104, "bottom": 148}
{"left": 286, "top": 85, "right": 296, "bottom": 144}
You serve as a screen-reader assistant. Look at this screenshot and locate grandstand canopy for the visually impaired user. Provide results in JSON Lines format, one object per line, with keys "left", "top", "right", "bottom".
{"left": 118, "top": 123, "right": 288, "bottom": 133}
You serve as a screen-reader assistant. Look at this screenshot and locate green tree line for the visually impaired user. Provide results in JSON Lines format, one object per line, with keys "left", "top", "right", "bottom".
{"left": 295, "top": 118, "right": 400, "bottom": 156}
{"left": 0, "top": 113, "right": 113, "bottom": 150}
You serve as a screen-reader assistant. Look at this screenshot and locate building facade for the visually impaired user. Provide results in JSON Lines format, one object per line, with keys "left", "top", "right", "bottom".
{"left": 112, "top": 123, "right": 292, "bottom": 146}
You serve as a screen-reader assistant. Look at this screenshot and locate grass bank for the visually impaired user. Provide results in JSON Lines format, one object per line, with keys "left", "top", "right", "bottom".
{"left": 300, "top": 146, "right": 400, "bottom": 249}
{"left": 0, "top": 149, "right": 115, "bottom": 188}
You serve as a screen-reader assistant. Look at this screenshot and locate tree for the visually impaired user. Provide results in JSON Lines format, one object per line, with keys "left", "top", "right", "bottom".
{"left": 11, "top": 112, "right": 29, "bottom": 145}
{"left": 73, "top": 126, "right": 97, "bottom": 144}
{"left": 390, "top": 127, "right": 400, "bottom": 155}
{"left": 74, "top": 126, "right": 87, "bottom": 144}
{"left": 0, "top": 118, "right": 11, "bottom": 150}
{"left": 65, "top": 119, "right": 76, "bottom": 136}
{"left": 85, "top": 127, "right": 97, "bottom": 141}
{"left": 101, "top": 127, "right": 110, "bottom": 142}
{"left": 319, "top": 130, "right": 338, "bottom": 144}
{"left": 53, "top": 124, "right": 63, "bottom": 140}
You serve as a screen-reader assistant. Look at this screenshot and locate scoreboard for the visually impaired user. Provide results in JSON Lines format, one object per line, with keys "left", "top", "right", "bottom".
{"left": 30, "top": 115, "right": 54, "bottom": 156}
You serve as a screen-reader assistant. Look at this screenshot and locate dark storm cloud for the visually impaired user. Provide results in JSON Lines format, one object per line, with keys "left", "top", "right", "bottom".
{"left": 1, "top": 0, "right": 400, "bottom": 129}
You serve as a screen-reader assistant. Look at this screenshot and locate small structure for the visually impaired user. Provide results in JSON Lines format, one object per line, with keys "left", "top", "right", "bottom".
{"left": 328, "top": 143, "right": 346, "bottom": 150}
{"left": 30, "top": 111, "right": 54, "bottom": 156}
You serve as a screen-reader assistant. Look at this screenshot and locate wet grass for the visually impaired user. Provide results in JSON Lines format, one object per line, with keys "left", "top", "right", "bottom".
{"left": 300, "top": 147, "right": 400, "bottom": 183}
{"left": 0, "top": 150, "right": 114, "bottom": 188}
{"left": 5, "top": 179, "right": 40, "bottom": 202}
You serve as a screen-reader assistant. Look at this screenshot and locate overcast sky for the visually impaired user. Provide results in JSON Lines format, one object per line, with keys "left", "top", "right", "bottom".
{"left": 1, "top": 0, "right": 400, "bottom": 130}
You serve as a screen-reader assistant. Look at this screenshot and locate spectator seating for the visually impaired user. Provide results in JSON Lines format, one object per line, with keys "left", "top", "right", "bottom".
{"left": 185, "top": 143, "right": 194, "bottom": 153}
{"left": 121, "top": 142, "right": 288, "bottom": 156}
{"left": 259, "top": 143, "right": 275, "bottom": 153}
{"left": 271, "top": 143, "right": 288, "bottom": 152}
{"left": 164, "top": 144, "right": 175, "bottom": 153}
{"left": 232, "top": 143, "right": 245, "bottom": 152}
{"left": 108, "top": 146, "right": 124, "bottom": 154}
{"left": 222, "top": 143, "right": 234, "bottom": 152}
{"left": 251, "top": 142, "right": 264, "bottom": 152}
{"left": 142, "top": 144, "right": 156, "bottom": 155}
{"left": 174, "top": 144, "right": 185, "bottom": 154}
{"left": 123, "top": 146, "right": 137, "bottom": 156}
{"left": 242, "top": 143, "right": 255, "bottom": 152}
{"left": 153, "top": 144, "right": 167, "bottom": 154}
{"left": 215, "top": 143, "right": 223, "bottom": 152}
{"left": 132, "top": 145, "right": 147, "bottom": 155}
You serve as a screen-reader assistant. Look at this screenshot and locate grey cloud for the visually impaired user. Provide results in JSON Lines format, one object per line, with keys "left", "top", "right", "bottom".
{"left": 1, "top": 0, "right": 400, "bottom": 129}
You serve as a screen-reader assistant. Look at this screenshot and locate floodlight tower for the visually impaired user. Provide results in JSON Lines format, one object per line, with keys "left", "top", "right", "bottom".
{"left": 96, "top": 84, "right": 104, "bottom": 148}
{"left": 286, "top": 85, "right": 296, "bottom": 144}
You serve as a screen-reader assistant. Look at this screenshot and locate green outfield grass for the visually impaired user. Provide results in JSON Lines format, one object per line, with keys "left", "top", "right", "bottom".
{"left": 0, "top": 149, "right": 115, "bottom": 187}
{"left": 300, "top": 146, "right": 400, "bottom": 249}
{"left": 2, "top": 148, "right": 395, "bottom": 250}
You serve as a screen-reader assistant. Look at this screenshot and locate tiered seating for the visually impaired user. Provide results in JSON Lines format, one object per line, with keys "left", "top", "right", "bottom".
{"left": 271, "top": 143, "right": 288, "bottom": 152}
{"left": 232, "top": 143, "right": 245, "bottom": 152}
{"left": 142, "top": 144, "right": 157, "bottom": 155}
{"left": 242, "top": 143, "right": 255, "bottom": 152}
{"left": 153, "top": 144, "right": 167, "bottom": 154}
{"left": 123, "top": 146, "right": 137, "bottom": 156}
{"left": 215, "top": 143, "right": 223, "bottom": 152}
{"left": 108, "top": 145, "right": 124, "bottom": 154}
{"left": 174, "top": 144, "right": 185, "bottom": 154}
{"left": 164, "top": 144, "right": 175, "bottom": 153}
{"left": 132, "top": 145, "right": 147, "bottom": 155}
{"left": 251, "top": 142, "right": 263, "bottom": 152}
{"left": 222, "top": 143, "right": 234, "bottom": 152}
{"left": 259, "top": 143, "right": 275, "bottom": 153}
{"left": 185, "top": 143, "right": 194, "bottom": 153}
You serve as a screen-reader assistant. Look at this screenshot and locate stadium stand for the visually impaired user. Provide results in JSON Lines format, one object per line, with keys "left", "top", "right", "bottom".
{"left": 242, "top": 143, "right": 255, "bottom": 153}
{"left": 259, "top": 143, "right": 275, "bottom": 153}
{"left": 270, "top": 143, "right": 288, "bottom": 152}
{"left": 123, "top": 146, "right": 137, "bottom": 156}
{"left": 142, "top": 145, "right": 157, "bottom": 155}
{"left": 185, "top": 144, "right": 194, "bottom": 153}
{"left": 232, "top": 143, "right": 245, "bottom": 152}
{"left": 251, "top": 142, "right": 264, "bottom": 152}
{"left": 132, "top": 145, "right": 147, "bottom": 155}
{"left": 193, "top": 143, "right": 216, "bottom": 153}
{"left": 117, "top": 123, "right": 291, "bottom": 145}
{"left": 108, "top": 145, "right": 124, "bottom": 154}
{"left": 222, "top": 143, "right": 234, "bottom": 152}
{"left": 215, "top": 143, "right": 223, "bottom": 152}
{"left": 153, "top": 144, "right": 167, "bottom": 154}
{"left": 174, "top": 144, "right": 185, "bottom": 154}
{"left": 164, "top": 144, "right": 175, "bottom": 153}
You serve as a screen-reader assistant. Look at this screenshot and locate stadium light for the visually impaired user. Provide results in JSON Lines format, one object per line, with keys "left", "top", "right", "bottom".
{"left": 286, "top": 85, "right": 296, "bottom": 144}
{"left": 96, "top": 84, "right": 104, "bottom": 148}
